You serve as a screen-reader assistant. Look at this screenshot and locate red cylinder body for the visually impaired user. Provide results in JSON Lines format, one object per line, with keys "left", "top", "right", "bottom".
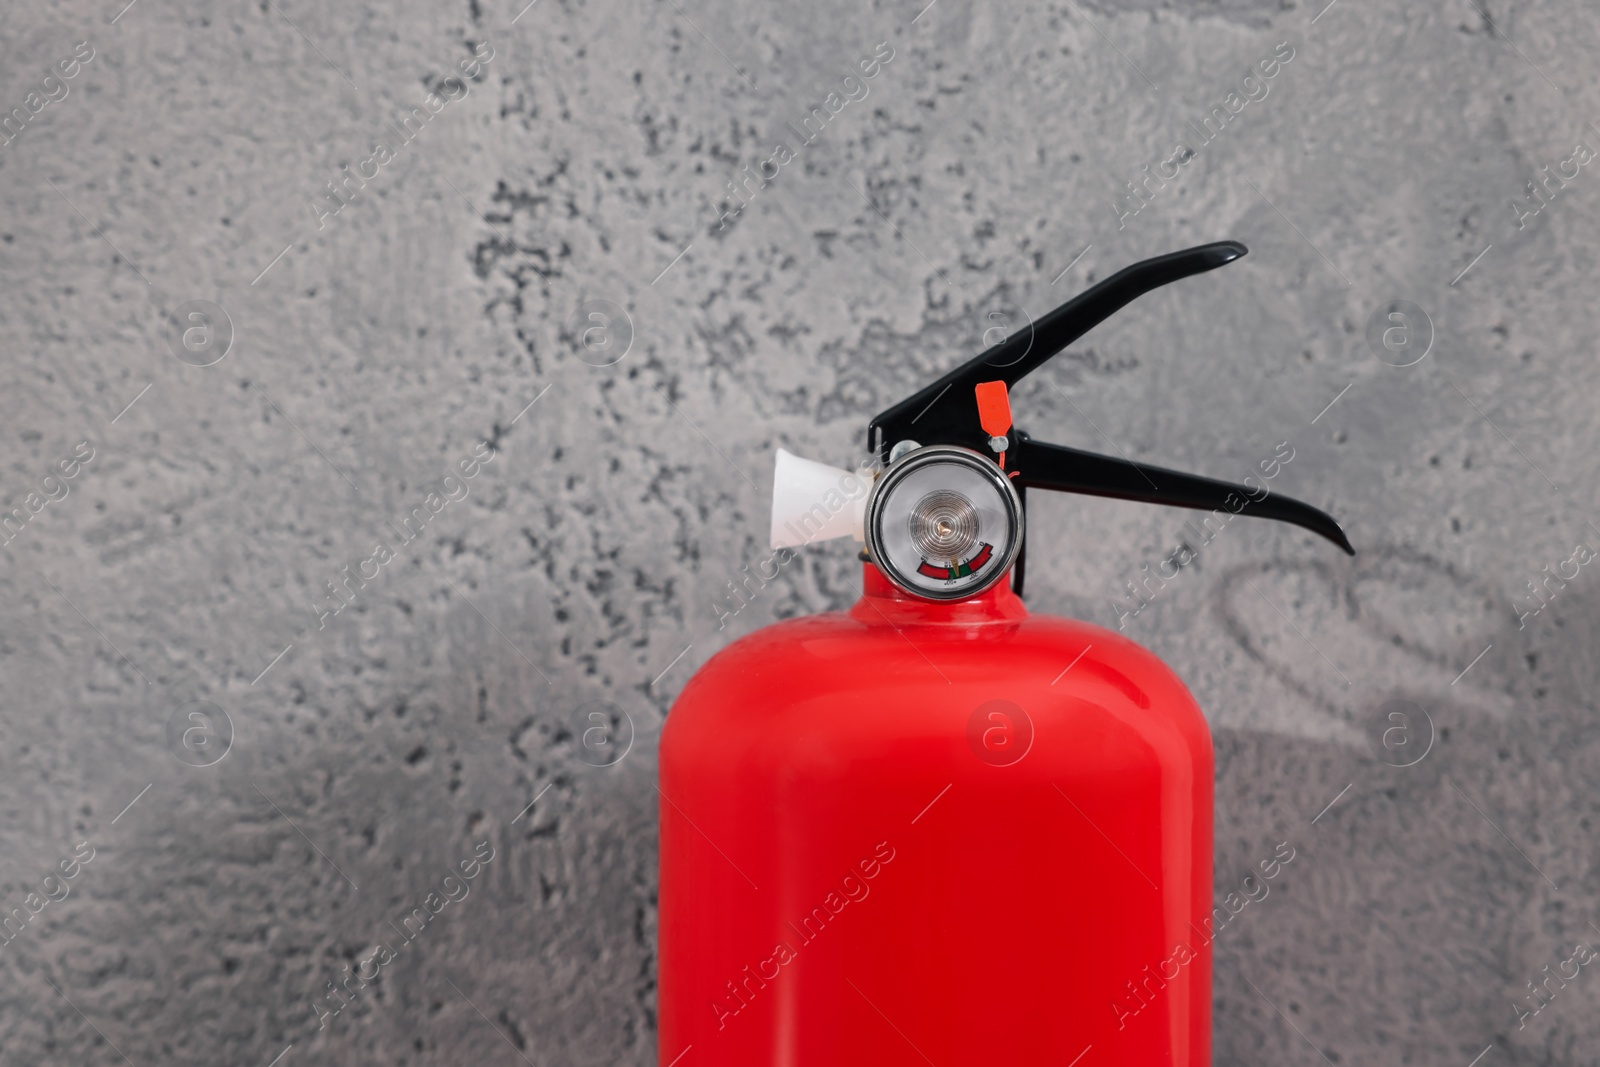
{"left": 659, "top": 564, "right": 1213, "bottom": 1065}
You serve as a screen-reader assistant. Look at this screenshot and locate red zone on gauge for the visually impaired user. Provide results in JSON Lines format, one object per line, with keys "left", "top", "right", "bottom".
{"left": 917, "top": 542, "right": 994, "bottom": 581}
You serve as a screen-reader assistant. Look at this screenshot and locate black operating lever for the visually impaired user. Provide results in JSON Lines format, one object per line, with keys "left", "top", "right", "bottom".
{"left": 865, "top": 239, "right": 1355, "bottom": 580}
{"left": 870, "top": 241, "right": 1248, "bottom": 459}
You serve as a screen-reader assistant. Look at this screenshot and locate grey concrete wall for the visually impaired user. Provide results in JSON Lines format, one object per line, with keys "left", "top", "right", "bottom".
{"left": 1, "top": 0, "right": 1597, "bottom": 1062}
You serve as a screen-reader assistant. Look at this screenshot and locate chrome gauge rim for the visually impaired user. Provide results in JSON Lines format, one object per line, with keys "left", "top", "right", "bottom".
{"left": 864, "top": 445, "right": 1024, "bottom": 601}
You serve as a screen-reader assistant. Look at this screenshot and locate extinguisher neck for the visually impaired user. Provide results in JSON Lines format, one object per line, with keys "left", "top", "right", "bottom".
{"left": 854, "top": 562, "right": 1029, "bottom": 626}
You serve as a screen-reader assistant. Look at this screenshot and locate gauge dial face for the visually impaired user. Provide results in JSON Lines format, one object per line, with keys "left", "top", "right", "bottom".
{"left": 866, "top": 446, "right": 1023, "bottom": 600}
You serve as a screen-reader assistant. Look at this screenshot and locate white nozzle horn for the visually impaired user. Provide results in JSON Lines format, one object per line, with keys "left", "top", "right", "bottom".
{"left": 769, "top": 449, "right": 870, "bottom": 549}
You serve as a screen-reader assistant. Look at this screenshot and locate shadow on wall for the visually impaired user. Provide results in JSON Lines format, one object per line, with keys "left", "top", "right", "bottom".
{"left": 1207, "top": 548, "right": 1600, "bottom": 1065}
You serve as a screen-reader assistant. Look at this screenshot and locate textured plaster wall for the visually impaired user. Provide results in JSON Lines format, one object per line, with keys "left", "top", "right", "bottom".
{"left": 2, "top": 0, "right": 1599, "bottom": 1063}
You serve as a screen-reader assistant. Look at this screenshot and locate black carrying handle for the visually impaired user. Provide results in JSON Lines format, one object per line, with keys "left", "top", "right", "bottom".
{"left": 1014, "top": 434, "right": 1353, "bottom": 554}
{"left": 867, "top": 239, "right": 1355, "bottom": 562}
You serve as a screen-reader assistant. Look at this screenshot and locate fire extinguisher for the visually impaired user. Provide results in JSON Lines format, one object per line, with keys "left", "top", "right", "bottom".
{"left": 658, "top": 241, "right": 1352, "bottom": 1066}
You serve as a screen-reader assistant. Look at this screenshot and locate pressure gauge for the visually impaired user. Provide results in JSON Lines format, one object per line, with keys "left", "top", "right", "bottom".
{"left": 865, "top": 445, "right": 1024, "bottom": 601}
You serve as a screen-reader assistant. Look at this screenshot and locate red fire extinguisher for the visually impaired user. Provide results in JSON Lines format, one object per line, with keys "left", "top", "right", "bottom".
{"left": 658, "top": 241, "right": 1352, "bottom": 1066}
